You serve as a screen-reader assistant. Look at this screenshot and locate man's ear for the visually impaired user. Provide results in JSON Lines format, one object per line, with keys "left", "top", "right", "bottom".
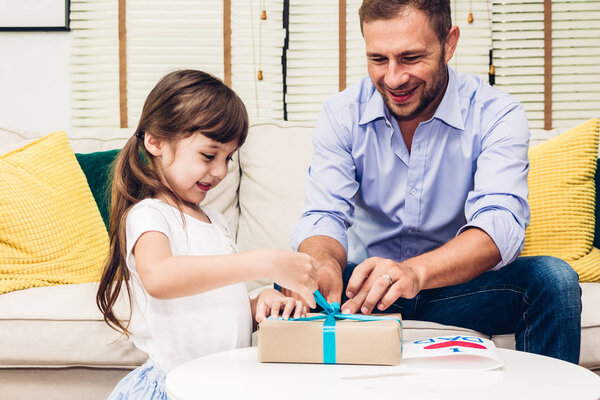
{"left": 443, "top": 25, "right": 460, "bottom": 63}
{"left": 144, "top": 132, "right": 163, "bottom": 157}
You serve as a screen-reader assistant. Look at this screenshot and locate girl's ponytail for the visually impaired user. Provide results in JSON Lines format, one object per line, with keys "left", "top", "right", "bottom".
{"left": 96, "top": 135, "right": 163, "bottom": 334}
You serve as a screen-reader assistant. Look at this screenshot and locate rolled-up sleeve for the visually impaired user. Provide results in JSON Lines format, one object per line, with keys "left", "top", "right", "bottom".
{"left": 290, "top": 102, "right": 359, "bottom": 252}
{"left": 459, "top": 103, "right": 531, "bottom": 269}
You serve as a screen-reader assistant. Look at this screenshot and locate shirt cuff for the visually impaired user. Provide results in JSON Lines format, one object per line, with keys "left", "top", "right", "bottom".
{"left": 290, "top": 213, "right": 348, "bottom": 252}
{"left": 457, "top": 208, "right": 525, "bottom": 270}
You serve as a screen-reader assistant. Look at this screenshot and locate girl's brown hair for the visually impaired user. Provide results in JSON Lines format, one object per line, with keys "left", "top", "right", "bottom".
{"left": 96, "top": 69, "right": 248, "bottom": 334}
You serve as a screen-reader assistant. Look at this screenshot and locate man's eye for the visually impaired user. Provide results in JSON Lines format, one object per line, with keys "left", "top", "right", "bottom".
{"left": 370, "top": 57, "right": 386, "bottom": 64}
{"left": 201, "top": 153, "right": 215, "bottom": 160}
{"left": 403, "top": 56, "right": 421, "bottom": 63}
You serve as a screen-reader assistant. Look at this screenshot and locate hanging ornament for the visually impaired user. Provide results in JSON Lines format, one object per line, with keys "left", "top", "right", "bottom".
{"left": 257, "top": 1, "right": 265, "bottom": 81}
{"left": 468, "top": 0, "right": 474, "bottom": 23}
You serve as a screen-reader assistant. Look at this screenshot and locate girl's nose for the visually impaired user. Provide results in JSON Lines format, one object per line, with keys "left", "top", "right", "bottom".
{"left": 212, "top": 162, "right": 228, "bottom": 181}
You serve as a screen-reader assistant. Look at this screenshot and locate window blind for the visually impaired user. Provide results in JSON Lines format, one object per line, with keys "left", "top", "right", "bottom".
{"left": 492, "top": 0, "right": 546, "bottom": 129}
{"left": 285, "top": 1, "right": 339, "bottom": 122}
{"left": 126, "top": 0, "right": 224, "bottom": 129}
{"left": 346, "top": 0, "right": 366, "bottom": 88}
{"left": 450, "top": 0, "right": 493, "bottom": 79}
{"left": 70, "top": 0, "right": 120, "bottom": 128}
{"left": 71, "top": 0, "right": 284, "bottom": 128}
{"left": 550, "top": 0, "right": 600, "bottom": 128}
{"left": 493, "top": 0, "right": 600, "bottom": 129}
{"left": 231, "top": 0, "right": 286, "bottom": 123}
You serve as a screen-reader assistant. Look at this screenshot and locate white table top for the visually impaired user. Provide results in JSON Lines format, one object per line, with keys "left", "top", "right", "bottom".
{"left": 166, "top": 347, "right": 600, "bottom": 400}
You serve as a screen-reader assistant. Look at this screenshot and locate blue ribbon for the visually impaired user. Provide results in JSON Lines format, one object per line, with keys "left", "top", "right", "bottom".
{"left": 290, "top": 290, "right": 402, "bottom": 364}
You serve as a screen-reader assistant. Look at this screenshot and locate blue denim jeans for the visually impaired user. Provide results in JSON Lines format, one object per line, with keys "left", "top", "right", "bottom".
{"left": 340, "top": 256, "right": 581, "bottom": 364}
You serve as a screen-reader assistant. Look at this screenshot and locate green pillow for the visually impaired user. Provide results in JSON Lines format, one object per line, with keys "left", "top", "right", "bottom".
{"left": 75, "top": 150, "right": 120, "bottom": 229}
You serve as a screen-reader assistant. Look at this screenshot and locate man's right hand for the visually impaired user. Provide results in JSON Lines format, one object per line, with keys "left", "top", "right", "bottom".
{"left": 315, "top": 259, "right": 343, "bottom": 304}
{"left": 283, "top": 235, "right": 347, "bottom": 308}
{"left": 281, "top": 259, "right": 343, "bottom": 307}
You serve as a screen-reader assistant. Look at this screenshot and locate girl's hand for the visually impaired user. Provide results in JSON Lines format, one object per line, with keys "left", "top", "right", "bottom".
{"left": 251, "top": 249, "right": 319, "bottom": 308}
{"left": 254, "top": 288, "right": 308, "bottom": 323}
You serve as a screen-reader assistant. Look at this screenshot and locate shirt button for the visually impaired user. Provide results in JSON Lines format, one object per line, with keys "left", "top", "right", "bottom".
{"left": 410, "top": 188, "right": 417, "bottom": 195}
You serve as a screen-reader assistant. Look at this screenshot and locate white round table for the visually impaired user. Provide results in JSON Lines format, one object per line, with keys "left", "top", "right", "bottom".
{"left": 166, "top": 347, "right": 600, "bottom": 400}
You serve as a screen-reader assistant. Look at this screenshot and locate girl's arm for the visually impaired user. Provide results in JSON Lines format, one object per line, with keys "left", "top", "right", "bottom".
{"left": 134, "top": 231, "right": 318, "bottom": 307}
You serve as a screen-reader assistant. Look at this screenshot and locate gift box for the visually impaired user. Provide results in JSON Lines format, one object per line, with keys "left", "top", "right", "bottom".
{"left": 257, "top": 292, "right": 402, "bottom": 365}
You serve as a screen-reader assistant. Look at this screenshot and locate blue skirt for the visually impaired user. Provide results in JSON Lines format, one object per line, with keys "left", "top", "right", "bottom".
{"left": 108, "top": 360, "right": 167, "bottom": 400}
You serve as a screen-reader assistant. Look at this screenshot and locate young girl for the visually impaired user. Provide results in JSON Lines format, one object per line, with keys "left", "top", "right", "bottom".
{"left": 96, "top": 69, "right": 318, "bottom": 399}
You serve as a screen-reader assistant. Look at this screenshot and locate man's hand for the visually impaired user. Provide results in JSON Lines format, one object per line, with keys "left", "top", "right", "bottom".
{"left": 282, "top": 235, "right": 347, "bottom": 308}
{"left": 341, "top": 257, "right": 423, "bottom": 314}
{"left": 315, "top": 258, "right": 344, "bottom": 304}
{"left": 281, "top": 259, "right": 343, "bottom": 307}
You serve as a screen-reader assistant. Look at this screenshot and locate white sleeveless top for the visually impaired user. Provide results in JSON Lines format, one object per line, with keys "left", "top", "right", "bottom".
{"left": 125, "top": 198, "right": 252, "bottom": 373}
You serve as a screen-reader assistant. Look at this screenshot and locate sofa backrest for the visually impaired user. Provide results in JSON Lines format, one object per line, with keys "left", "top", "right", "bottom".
{"left": 2, "top": 122, "right": 599, "bottom": 292}
{"left": 236, "top": 122, "right": 314, "bottom": 252}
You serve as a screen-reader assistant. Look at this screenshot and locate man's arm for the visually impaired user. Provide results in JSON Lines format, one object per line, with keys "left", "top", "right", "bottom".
{"left": 288, "top": 100, "right": 359, "bottom": 303}
{"left": 297, "top": 235, "right": 348, "bottom": 304}
{"left": 343, "top": 98, "right": 529, "bottom": 314}
{"left": 342, "top": 227, "right": 500, "bottom": 314}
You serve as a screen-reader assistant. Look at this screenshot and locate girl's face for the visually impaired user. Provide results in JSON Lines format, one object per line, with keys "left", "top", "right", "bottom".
{"left": 150, "top": 132, "right": 237, "bottom": 209}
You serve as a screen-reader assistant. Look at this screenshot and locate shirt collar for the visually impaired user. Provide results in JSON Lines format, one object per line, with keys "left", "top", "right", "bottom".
{"left": 358, "top": 66, "right": 465, "bottom": 131}
{"left": 359, "top": 83, "right": 387, "bottom": 125}
{"left": 432, "top": 66, "right": 464, "bottom": 131}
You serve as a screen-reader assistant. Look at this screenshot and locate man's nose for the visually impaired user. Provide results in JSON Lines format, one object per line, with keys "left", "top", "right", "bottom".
{"left": 385, "top": 61, "right": 410, "bottom": 89}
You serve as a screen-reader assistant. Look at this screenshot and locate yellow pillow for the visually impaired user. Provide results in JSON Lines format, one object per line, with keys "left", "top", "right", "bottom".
{"left": 0, "top": 131, "right": 109, "bottom": 294}
{"left": 522, "top": 118, "right": 600, "bottom": 282}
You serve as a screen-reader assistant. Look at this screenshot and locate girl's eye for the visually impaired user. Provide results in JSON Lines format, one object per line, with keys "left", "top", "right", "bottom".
{"left": 226, "top": 156, "right": 233, "bottom": 162}
{"left": 201, "top": 153, "right": 215, "bottom": 160}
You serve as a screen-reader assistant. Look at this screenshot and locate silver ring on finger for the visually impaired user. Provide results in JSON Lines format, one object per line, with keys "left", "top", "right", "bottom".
{"left": 380, "top": 273, "right": 393, "bottom": 286}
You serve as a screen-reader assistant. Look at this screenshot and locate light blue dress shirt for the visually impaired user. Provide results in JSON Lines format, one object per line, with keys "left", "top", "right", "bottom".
{"left": 291, "top": 67, "right": 530, "bottom": 270}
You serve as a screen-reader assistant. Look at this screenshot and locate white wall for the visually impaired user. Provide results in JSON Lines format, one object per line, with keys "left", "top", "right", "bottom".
{"left": 0, "top": 31, "right": 71, "bottom": 133}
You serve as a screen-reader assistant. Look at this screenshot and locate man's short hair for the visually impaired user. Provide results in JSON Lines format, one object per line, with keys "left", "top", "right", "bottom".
{"left": 358, "top": 0, "right": 452, "bottom": 44}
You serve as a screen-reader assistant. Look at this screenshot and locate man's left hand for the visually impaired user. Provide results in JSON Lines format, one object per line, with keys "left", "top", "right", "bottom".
{"left": 341, "top": 257, "right": 423, "bottom": 314}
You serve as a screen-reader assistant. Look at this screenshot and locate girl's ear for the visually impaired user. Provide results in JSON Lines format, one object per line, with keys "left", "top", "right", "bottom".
{"left": 144, "top": 132, "right": 163, "bottom": 156}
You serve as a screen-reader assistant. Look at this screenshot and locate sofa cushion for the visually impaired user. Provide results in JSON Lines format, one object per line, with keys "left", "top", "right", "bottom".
{"left": 75, "top": 150, "right": 120, "bottom": 229}
{"left": 521, "top": 118, "right": 600, "bottom": 282}
{"left": 238, "top": 122, "right": 314, "bottom": 291}
{"left": 595, "top": 159, "right": 600, "bottom": 249}
{"left": 0, "top": 132, "right": 109, "bottom": 294}
{"left": 580, "top": 282, "right": 600, "bottom": 371}
{"left": 0, "top": 282, "right": 147, "bottom": 368}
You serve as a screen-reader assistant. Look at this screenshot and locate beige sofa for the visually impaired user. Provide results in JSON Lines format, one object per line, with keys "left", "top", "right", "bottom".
{"left": 1, "top": 122, "right": 599, "bottom": 400}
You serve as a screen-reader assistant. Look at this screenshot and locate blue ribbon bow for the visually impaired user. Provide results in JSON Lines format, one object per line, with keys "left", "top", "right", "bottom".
{"left": 291, "top": 290, "right": 402, "bottom": 364}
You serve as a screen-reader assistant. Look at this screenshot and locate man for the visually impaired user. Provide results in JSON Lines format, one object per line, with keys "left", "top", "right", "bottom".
{"left": 289, "top": 0, "right": 581, "bottom": 363}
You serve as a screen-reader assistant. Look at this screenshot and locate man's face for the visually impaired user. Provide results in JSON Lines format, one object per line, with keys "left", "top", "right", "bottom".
{"left": 363, "top": 8, "right": 453, "bottom": 123}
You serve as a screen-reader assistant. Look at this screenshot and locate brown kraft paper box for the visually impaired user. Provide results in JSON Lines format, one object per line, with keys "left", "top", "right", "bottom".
{"left": 257, "top": 313, "right": 403, "bottom": 365}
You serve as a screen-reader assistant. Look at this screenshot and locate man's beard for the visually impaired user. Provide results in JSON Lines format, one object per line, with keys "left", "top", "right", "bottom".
{"left": 381, "top": 57, "right": 448, "bottom": 122}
